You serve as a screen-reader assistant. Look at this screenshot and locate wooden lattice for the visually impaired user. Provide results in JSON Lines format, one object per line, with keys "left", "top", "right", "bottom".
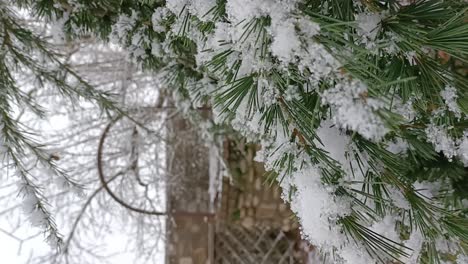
{"left": 215, "top": 226, "right": 300, "bottom": 264}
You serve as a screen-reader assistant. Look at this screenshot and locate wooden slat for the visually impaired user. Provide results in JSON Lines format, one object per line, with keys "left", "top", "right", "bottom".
{"left": 217, "top": 232, "right": 249, "bottom": 264}
{"left": 223, "top": 228, "right": 258, "bottom": 263}
{"left": 214, "top": 226, "right": 300, "bottom": 264}
{"left": 260, "top": 231, "right": 284, "bottom": 264}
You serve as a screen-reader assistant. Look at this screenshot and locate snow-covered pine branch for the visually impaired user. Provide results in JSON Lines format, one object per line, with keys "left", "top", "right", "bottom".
{"left": 5, "top": 0, "right": 468, "bottom": 263}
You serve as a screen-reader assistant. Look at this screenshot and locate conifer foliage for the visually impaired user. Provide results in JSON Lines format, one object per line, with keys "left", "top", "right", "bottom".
{"left": 6, "top": 0, "right": 468, "bottom": 263}
{"left": 0, "top": 1, "right": 123, "bottom": 248}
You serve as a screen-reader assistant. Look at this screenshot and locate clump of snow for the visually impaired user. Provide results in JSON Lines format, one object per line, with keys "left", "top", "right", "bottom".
{"left": 283, "top": 85, "right": 301, "bottom": 101}
{"left": 110, "top": 9, "right": 156, "bottom": 61}
{"left": 270, "top": 18, "right": 300, "bottom": 63}
{"left": 435, "top": 237, "right": 459, "bottom": 257}
{"left": 166, "top": 0, "right": 189, "bottom": 15}
{"left": 195, "top": 22, "right": 232, "bottom": 66}
{"left": 458, "top": 133, "right": 468, "bottom": 166}
{"left": 457, "top": 254, "right": 468, "bottom": 264}
{"left": 50, "top": 12, "right": 70, "bottom": 42}
{"left": 392, "top": 97, "right": 416, "bottom": 122}
{"left": 287, "top": 164, "right": 353, "bottom": 257}
{"left": 130, "top": 30, "right": 151, "bottom": 60}
{"left": 356, "top": 13, "right": 382, "bottom": 40}
{"left": 441, "top": 85, "right": 462, "bottom": 118}
{"left": 425, "top": 123, "right": 457, "bottom": 160}
{"left": 321, "top": 79, "right": 389, "bottom": 141}
{"left": 21, "top": 190, "right": 39, "bottom": 214}
{"left": 404, "top": 51, "right": 418, "bottom": 66}
{"left": 152, "top": 7, "right": 171, "bottom": 33}
{"left": 383, "top": 31, "right": 401, "bottom": 54}
{"left": 19, "top": 185, "right": 48, "bottom": 228}
{"left": 151, "top": 42, "right": 163, "bottom": 57}
{"left": 413, "top": 180, "right": 442, "bottom": 199}
{"left": 111, "top": 10, "right": 138, "bottom": 42}
{"left": 17, "top": 181, "right": 63, "bottom": 249}
{"left": 356, "top": 13, "right": 383, "bottom": 50}
{"left": 388, "top": 187, "right": 411, "bottom": 210}
{"left": 340, "top": 245, "right": 375, "bottom": 264}
{"left": 297, "top": 18, "right": 320, "bottom": 37}
{"left": 190, "top": 1, "right": 217, "bottom": 21}
{"left": 370, "top": 215, "right": 401, "bottom": 243}
{"left": 287, "top": 162, "right": 378, "bottom": 264}
{"left": 397, "top": 0, "right": 415, "bottom": 7}
{"left": 386, "top": 138, "right": 409, "bottom": 155}
{"left": 259, "top": 78, "right": 278, "bottom": 107}
{"left": 29, "top": 208, "right": 48, "bottom": 227}
{"left": 315, "top": 121, "right": 349, "bottom": 166}
{"left": 426, "top": 123, "right": 468, "bottom": 166}
{"left": 226, "top": 0, "right": 298, "bottom": 24}
{"left": 404, "top": 229, "right": 424, "bottom": 264}
{"left": 46, "top": 233, "right": 62, "bottom": 249}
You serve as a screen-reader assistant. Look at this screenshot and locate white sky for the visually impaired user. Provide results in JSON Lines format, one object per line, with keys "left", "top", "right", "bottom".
{"left": 0, "top": 224, "right": 141, "bottom": 263}
{"left": 0, "top": 116, "right": 165, "bottom": 263}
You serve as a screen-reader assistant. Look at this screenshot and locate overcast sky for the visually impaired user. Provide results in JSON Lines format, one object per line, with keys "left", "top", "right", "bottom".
{"left": 0, "top": 218, "right": 153, "bottom": 263}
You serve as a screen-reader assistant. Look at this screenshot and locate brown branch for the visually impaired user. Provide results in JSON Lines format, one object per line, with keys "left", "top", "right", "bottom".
{"left": 98, "top": 115, "right": 216, "bottom": 221}
{"left": 97, "top": 116, "right": 167, "bottom": 216}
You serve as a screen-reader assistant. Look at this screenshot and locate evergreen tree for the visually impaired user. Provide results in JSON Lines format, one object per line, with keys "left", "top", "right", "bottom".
{"left": 5, "top": 0, "right": 468, "bottom": 263}
{"left": 0, "top": 1, "right": 124, "bottom": 247}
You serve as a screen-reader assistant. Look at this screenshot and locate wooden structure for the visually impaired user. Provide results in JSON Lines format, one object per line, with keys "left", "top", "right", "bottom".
{"left": 165, "top": 115, "right": 304, "bottom": 264}
{"left": 215, "top": 225, "right": 298, "bottom": 264}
